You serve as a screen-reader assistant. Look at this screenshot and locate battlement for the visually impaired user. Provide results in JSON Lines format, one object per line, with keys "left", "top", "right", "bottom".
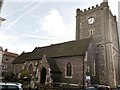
{"left": 76, "top": 2, "right": 109, "bottom": 16}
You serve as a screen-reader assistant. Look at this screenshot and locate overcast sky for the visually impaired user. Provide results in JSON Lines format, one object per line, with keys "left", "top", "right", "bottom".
{"left": 0, "top": 0, "right": 120, "bottom": 54}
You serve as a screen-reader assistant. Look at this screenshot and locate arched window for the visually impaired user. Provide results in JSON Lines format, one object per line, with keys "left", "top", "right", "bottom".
{"left": 28, "top": 63, "right": 34, "bottom": 75}
{"left": 66, "top": 62, "right": 72, "bottom": 77}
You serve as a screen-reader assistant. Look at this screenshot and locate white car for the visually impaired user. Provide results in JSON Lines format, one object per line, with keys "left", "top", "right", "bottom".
{"left": 86, "top": 86, "right": 97, "bottom": 90}
{"left": 0, "top": 82, "right": 23, "bottom": 90}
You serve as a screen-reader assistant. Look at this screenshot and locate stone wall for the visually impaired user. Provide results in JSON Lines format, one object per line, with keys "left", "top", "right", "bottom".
{"left": 76, "top": 1, "right": 119, "bottom": 87}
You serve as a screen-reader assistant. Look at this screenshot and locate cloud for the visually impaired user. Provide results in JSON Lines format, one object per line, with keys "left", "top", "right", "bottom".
{"left": 0, "top": 42, "right": 35, "bottom": 54}
{"left": 108, "top": 0, "right": 118, "bottom": 17}
{"left": 0, "top": 31, "right": 37, "bottom": 54}
{"left": 5, "top": 0, "right": 38, "bottom": 17}
{"left": 40, "top": 9, "right": 70, "bottom": 38}
{"left": 0, "top": 33, "right": 19, "bottom": 43}
{"left": 6, "top": 2, "right": 42, "bottom": 30}
{"left": 0, "top": 28, "right": 70, "bottom": 54}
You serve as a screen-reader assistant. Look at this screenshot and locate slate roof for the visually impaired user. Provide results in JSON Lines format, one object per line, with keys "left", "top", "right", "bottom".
{"left": 4, "top": 51, "right": 18, "bottom": 57}
{"left": 12, "top": 52, "right": 31, "bottom": 64}
{"left": 28, "top": 38, "right": 91, "bottom": 60}
{"left": 13, "top": 38, "right": 91, "bottom": 64}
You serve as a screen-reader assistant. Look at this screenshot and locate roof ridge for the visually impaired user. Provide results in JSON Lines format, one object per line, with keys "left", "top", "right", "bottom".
{"left": 37, "top": 38, "right": 91, "bottom": 49}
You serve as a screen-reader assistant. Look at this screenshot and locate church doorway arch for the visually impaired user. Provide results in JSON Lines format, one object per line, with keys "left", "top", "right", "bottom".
{"left": 40, "top": 67, "right": 47, "bottom": 84}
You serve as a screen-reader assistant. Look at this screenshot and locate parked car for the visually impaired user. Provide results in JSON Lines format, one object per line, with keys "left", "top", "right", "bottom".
{"left": 85, "top": 85, "right": 110, "bottom": 90}
{"left": 0, "top": 82, "right": 23, "bottom": 90}
{"left": 93, "top": 85, "right": 110, "bottom": 90}
{"left": 114, "top": 85, "right": 120, "bottom": 90}
{"left": 86, "top": 86, "right": 97, "bottom": 90}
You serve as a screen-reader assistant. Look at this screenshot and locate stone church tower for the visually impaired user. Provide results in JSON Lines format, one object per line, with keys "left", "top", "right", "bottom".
{"left": 76, "top": 1, "right": 119, "bottom": 87}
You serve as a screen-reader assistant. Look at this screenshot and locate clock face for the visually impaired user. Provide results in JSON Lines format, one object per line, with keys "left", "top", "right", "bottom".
{"left": 88, "top": 17, "right": 95, "bottom": 24}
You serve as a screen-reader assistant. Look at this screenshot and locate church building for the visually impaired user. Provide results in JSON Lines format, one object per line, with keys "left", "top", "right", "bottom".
{"left": 12, "top": 1, "right": 119, "bottom": 88}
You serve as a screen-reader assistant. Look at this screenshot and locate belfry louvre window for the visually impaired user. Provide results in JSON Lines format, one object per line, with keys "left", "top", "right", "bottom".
{"left": 90, "top": 30, "right": 93, "bottom": 35}
{"left": 89, "top": 29, "right": 95, "bottom": 36}
{"left": 66, "top": 62, "right": 72, "bottom": 76}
